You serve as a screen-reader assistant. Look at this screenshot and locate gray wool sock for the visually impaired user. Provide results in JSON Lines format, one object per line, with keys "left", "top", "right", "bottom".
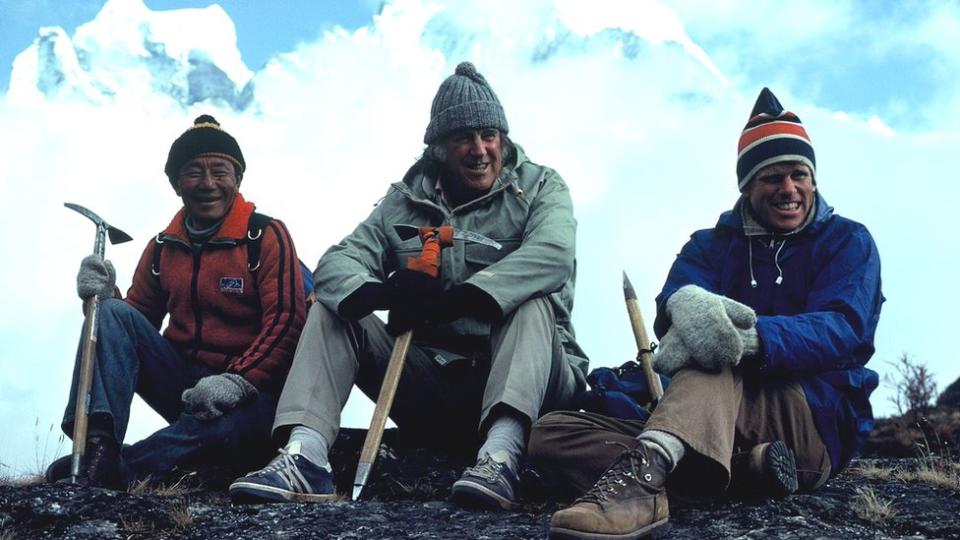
{"left": 637, "top": 430, "right": 685, "bottom": 471}
{"left": 287, "top": 425, "right": 332, "bottom": 468}
{"left": 477, "top": 413, "right": 526, "bottom": 473}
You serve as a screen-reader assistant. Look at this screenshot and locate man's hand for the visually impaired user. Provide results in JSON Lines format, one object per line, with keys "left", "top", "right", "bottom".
{"left": 443, "top": 283, "right": 501, "bottom": 322}
{"left": 720, "top": 297, "right": 760, "bottom": 359}
{"left": 385, "top": 269, "right": 443, "bottom": 335}
{"left": 665, "top": 285, "right": 758, "bottom": 371}
{"left": 338, "top": 282, "right": 390, "bottom": 320}
{"left": 181, "top": 373, "right": 258, "bottom": 421}
{"left": 653, "top": 327, "right": 692, "bottom": 377}
{"left": 77, "top": 254, "right": 116, "bottom": 301}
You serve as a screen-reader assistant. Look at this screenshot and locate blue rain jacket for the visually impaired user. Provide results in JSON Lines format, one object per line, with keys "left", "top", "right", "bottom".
{"left": 654, "top": 193, "right": 883, "bottom": 474}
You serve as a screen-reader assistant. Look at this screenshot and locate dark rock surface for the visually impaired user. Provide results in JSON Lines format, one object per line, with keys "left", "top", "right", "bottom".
{"left": 2, "top": 428, "right": 959, "bottom": 539}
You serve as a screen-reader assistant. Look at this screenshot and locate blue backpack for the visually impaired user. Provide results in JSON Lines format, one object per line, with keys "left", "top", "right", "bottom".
{"left": 575, "top": 361, "right": 671, "bottom": 422}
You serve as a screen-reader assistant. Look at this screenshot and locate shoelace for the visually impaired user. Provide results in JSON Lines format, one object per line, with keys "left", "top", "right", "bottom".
{"left": 255, "top": 449, "right": 315, "bottom": 494}
{"left": 468, "top": 457, "right": 507, "bottom": 483}
{"left": 577, "top": 442, "right": 647, "bottom": 504}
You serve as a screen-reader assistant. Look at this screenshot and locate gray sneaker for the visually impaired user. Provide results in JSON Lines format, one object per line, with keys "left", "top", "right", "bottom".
{"left": 229, "top": 446, "right": 337, "bottom": 503}
{"left": 450, "top": 454, "right": 519, "bottom": 510}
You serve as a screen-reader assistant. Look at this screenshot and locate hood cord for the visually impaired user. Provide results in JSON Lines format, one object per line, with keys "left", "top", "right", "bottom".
{"left": 749, "top": 237, "right": 786, "bottom": 287}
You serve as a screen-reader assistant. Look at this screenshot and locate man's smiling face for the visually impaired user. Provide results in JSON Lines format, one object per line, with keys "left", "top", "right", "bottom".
{"left": 745, "top": 161, "right": 816, "bottom": 232}
{"left": 176, "top": 156, "right": 240, "bottom": 227}
{"left": 441, "top": 128, "right": 503, "bottom": 202}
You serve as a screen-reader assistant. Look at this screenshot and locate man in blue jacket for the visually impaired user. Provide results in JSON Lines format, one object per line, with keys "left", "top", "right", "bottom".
{"left": 530, "top": 88, "right": 883, "bottom": 540}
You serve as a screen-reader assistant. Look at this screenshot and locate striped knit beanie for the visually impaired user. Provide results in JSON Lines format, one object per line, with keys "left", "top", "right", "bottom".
{"left": 423, "top": 62, "right": 509, "bottom": 144}
{"left": 737, "top": 88, "right": 815, "bottom": 191}
{"left": 165, "top": 115, "right": 245, "bottom": 186}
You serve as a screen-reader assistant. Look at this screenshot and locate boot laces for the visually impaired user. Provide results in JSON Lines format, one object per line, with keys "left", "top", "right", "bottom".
{"left": 468, "top": 456, "right": 506, "bottom": 482}
{"left": 577, "top": 442, "right": 648, "bottom": 504}
{"left": 255, "top": 448, "right": 314, "bottom": 493}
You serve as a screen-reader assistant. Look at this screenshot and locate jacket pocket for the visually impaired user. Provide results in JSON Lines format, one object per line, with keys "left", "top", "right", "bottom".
{"left": 463, "top": 239, "right": 520, "bottom": 269}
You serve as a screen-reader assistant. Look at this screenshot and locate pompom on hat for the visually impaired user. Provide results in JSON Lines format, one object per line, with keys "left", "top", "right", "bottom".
{"left": 736, "top": 88, "right": 815, "bottom": 190}
{"left": 423, "top": 62, "right": 509, "bottom": 144}
{"left": 164, "top": 115, "right": 245, "bottom": 186}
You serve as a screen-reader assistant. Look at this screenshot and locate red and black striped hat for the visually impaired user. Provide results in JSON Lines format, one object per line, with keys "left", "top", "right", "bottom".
{"left": 737, "top": 88, "right": 815, "bottom": 190}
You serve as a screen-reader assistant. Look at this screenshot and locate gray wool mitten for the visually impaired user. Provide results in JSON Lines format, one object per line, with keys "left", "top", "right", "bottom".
{"left": 182, "top": 373, "right": 258, "bottom": 421}
{"left": 666, "top": 285, "right": 745, "bottom": 370}
{"left": 77, "top": 254, "right": 116, "bottom": 300}
{"left": 652, "top": 327, "right": 693, "bottom": 377}
{"left": 720, "top": 296, "right": 760, "bottom": 358}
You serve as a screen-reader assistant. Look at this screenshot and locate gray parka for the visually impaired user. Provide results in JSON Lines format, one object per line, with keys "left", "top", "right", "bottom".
{"left": 313, "top": 145, "right": 588, "bottom": 379}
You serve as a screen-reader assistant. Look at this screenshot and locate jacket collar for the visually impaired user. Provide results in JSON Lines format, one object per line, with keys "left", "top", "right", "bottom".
{"left": 161, "top": 193, "right": 255, "bottom": 243}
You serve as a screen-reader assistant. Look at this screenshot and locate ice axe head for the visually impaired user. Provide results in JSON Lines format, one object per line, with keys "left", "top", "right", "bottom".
{"left": 64, "top": 202, "right": 133, "bottom": 258}
{"left": 393, "top": 225, "right": 455, "bottom": 278}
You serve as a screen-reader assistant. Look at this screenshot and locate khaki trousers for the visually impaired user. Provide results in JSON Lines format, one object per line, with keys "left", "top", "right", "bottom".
{"left": 528, "top": 367, "right": 832, "bottom": 498}
{"left": 274, "top": 297, "right": 583, "bottom": 447}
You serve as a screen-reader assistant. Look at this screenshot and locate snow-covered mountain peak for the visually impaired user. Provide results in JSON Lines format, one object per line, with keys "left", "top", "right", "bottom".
{"left": 7, "top": 0, "right": 253, "bottom": 110}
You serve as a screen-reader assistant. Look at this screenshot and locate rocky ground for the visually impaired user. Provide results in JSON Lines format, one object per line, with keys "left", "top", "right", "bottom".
{"left": 2, "top": 417, "right": 959, "bottom": 539}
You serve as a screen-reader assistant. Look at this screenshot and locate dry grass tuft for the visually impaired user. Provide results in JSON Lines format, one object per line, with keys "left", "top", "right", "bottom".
{"left": 851, "top": 462, "right": 898, "bottom": 481}
{"left": 168, "top": 501, "right": 194, "bottom": 530}
{"left": 902, "top": 423, "right": 960, "bottom": 493}
{"left": 0, "top": 529, "right": 19, "bottom": 540}
{"left": 32, "top": 419, "right": 65, "bottom": 478}
{"left": 119, "top": 516, "right": 154, "bottom": 536}
{"left": 127, "top": 472, "right": 198, "bottom": 496}
{"left": 0, "top": 466, "right": 43, "bottom": 488}
{"left": 852, "top": 486, "right": 897, "bottom": 525}
{"left": 897, "top": 455, "right": 960, "bottom": 492}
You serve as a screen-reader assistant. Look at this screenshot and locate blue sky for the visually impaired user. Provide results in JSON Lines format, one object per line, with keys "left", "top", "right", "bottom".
{"left": 1, "top": 0, "right": 958, "bottom": 475}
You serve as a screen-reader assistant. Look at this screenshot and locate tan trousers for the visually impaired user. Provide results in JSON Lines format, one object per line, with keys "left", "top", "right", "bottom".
{"left": 528, "top": 367, "right": 832, "bottom": 498}
{"left": 274, "top": 297, "right": 584, "bottom": 446}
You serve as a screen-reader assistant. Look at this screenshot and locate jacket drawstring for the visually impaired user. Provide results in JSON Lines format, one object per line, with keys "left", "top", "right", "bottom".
{"left": 748, "top": 237, "right": 786, "bottom": 287}
{"left": 774, "top": 239, "right": 786, "bottom": 285}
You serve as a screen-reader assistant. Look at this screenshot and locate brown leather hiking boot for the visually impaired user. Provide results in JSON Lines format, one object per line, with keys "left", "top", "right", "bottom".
{"left": 549, "top": 441, "right": 671, "bottom": 540}
{"left": 728, "top": 440, "right": 798, "bottom": 498}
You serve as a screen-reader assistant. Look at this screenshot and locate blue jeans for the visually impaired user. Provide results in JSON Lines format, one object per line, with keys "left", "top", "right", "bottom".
{"left": 61, "top": 299, "right": 277, "bottom": 482}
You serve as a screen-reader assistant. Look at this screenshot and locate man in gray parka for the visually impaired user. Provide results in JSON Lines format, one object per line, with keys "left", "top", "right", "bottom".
{"left": 229, "top": 62, "right": 588, "bottom": 509}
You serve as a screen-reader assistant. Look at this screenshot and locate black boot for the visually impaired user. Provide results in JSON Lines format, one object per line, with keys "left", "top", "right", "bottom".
{"left": 45, "top": 436, "right": 124, "bottom": 490}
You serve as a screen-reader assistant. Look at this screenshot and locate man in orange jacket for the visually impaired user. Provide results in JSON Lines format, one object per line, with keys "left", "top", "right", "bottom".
{"left": 48, "top": 116, "right": 306, "bottom": 488}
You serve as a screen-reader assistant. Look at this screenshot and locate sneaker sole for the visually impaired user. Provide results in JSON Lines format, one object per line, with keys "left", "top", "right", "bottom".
{"left": 229, "top": 481, "right": 339, "bottom": 503}
{"left": 549, "top": 519, "right": 671, "bottom": 540}
{"left": 765, "top": 440, "right": 799, "bottom": 496}
{"left": 450, "top": 479, "right": 515, "bottom": 511}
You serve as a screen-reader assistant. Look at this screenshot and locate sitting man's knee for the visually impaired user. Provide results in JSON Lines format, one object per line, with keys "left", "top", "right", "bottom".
{"left": 527, "top": 411, "right": 577, "bottom": 460}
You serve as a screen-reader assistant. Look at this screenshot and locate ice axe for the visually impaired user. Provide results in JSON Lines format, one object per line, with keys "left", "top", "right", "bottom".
{"left": 64, "top": 202, "right": 132, "bottom": 483}
{"left": 352, "top": 224, "right": 501, "bottom": 500}
{"left": 623, "top": 271, "right": 664, "bottom": 406}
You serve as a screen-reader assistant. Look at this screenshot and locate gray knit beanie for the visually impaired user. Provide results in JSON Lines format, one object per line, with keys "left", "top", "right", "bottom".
{"left": 423, "top": 62, "right": 509, "bottom": 144}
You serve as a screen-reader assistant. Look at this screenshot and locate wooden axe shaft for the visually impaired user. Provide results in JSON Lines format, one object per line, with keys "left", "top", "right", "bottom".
{"left": 71, "top": 296, "right": 100, "bottom": 482}
{"left": 623, "top": 272, "right": 664, "bottom": 402}
{"left": 353, "top": 329, "right": 413, "bottom": 500}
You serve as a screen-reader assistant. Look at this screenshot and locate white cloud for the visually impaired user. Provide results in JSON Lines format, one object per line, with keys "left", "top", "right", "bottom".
{"left": 2, "top": 0, "right": 959, "bottom": 474}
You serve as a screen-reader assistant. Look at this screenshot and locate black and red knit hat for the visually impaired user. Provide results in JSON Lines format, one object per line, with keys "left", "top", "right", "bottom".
{"left": 737, "top": 88, "right": 815, "bottom": 190}
{"left": 164, "top": 114, "right": 245, "bottom": 185}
